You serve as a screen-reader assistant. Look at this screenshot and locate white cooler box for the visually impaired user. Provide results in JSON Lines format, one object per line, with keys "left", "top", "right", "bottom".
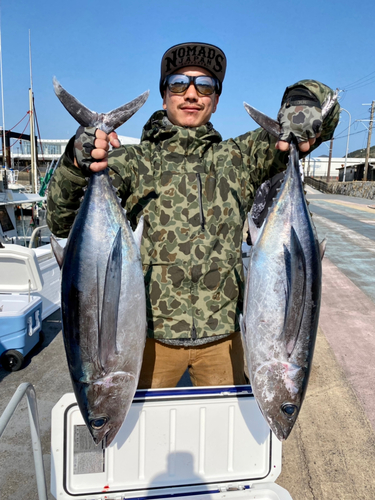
{"left": 0, "top": 245, "right": 43, "bottom": 369}
{"left": 51, "top": 386, "right": 292, "bottom": 500}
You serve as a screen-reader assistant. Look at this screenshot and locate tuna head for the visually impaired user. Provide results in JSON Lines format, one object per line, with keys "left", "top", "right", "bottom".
{"left": 76, "top": 371, "right": 136, "bottom": 446}
{"left": 252, "top": 359, "right": 305, "bottom": 441}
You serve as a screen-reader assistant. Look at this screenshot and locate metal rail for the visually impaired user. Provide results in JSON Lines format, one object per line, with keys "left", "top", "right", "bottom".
{"left": 305, "top": 176, "right": 330, "bottom": 193}
{"left": 0, "top": 383, "right": 48, "bottom": 500}
{"left": 28, "top": 224, "right": 48, "bottom": 248}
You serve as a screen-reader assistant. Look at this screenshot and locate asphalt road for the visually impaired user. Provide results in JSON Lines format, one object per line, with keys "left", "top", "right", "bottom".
{"left": 277, "top": 186, "right": 375, "bottom": 498}
{"left": 1, "top": 186, "right": 375, "bottom": 499}
{"left": 305, "top": 186, "right": 375, "bottom": 428}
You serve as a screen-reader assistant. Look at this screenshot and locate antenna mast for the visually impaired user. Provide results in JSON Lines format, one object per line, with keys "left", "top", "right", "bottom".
{"left": 29, "top": 29, "right": 38, "bottom": 194}
{"left": 0, "top": 14, "right": 7, "bottom": 168}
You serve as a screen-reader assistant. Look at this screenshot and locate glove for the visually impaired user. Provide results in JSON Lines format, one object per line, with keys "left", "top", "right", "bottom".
{"left": 74, "top": 126, "right": 97, "bottom": 176}
{"left": 277, "top": 86, "right": 322, "bottom": 144}
{"left": 278, "top": 103, "right": 322, "bottom": 144}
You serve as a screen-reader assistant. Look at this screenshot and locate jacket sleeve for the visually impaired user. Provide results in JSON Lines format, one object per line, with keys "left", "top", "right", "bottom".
{"left": 46, "top": 138, "right": 139, "bottom": 237}
{"left": 232, "top": 79, "right": 340, "bottom": 192}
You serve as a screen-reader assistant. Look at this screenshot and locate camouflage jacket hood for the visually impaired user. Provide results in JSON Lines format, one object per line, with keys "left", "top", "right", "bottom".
{"left": 47, "top": 80, "right": 340, "bottom": 343}
{"left": 140, "top": 110, "right": 222, "bottom": 153}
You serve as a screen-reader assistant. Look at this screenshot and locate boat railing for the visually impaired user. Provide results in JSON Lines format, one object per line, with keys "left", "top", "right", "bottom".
{"left": 28, "top": 225, "right": 49, "bottom": 248}
{"left": 0, "top": 383, "right": 48, "bottom": 500}
{"left": 0, "top": 168, "right": 19, "bottom": 185}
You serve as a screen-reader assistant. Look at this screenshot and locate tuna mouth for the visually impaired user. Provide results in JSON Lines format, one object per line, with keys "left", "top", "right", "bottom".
{"left": 270, "top": 420, "right": 287, "bottom": 441}
{"left": 103, "top": 425, "right": 120, "bottom": 447}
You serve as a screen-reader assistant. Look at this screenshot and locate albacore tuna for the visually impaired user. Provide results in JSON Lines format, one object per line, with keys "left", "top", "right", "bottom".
{"left": 51, "top": 81, "right": 148, "bottom": 446}
{"left": 240, "top": 95, "right": 336, "bottom": 440}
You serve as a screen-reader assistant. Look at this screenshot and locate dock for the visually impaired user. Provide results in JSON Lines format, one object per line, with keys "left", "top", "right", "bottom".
{"left": 1, "top": 186, "right": 375, "bottom": 499}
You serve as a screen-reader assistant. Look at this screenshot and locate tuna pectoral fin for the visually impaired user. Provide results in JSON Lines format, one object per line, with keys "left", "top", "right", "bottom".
{"left": 99, "top": 228, "right": 122, "bottom": 369}
{"left": 283, "top": 228, "right": 306, "bottom": 356}
{"left": 50, "top": 235, "right": 65, "bottom": 269}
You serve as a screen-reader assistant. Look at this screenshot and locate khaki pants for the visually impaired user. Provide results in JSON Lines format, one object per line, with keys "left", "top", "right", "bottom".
{"left": 138, "top": 331, "right": 247, "bottom": 389}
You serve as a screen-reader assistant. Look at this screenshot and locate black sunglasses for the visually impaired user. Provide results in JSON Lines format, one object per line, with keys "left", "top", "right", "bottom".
{"left": 164, "top": 74, "right": 218, "bottom": 96}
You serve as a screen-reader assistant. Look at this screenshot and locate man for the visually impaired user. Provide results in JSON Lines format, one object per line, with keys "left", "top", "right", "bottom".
{"left": 47, "top": 42, "right": 340, "bottom": 389}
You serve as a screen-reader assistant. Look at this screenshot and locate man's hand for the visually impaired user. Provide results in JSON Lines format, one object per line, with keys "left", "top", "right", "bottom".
{"left": 74, "top": 127, "right": 120, "bottom": 175}
{"left": 276, "top": 103, "right": 322, "bottom": 153}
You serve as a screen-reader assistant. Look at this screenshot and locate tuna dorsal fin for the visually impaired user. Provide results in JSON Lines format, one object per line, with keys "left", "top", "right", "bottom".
{"left": 319, "top": 238, "right": 327, "bottom": 260}
{"left": 50, "top": 235, "right": 65, "bottom": 269}
{"left": 99, "top": 228, "right": 122, "bottom": 370}
{"left": 283, "top": 227, "right": 306, "bottom": 356}
{"left": 133, "top": 216, "right": 144, "bottom": 250}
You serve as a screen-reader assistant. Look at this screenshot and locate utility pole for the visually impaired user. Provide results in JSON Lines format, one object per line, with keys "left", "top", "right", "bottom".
{"left": 340, "top": 108, "right": 351, "bottom": 182}
{"left": 307, "top": 154, "right": 311, "bottom": 177}
{"left": 326, "top": 137, "right": 334, "bottom": 182}
{"left": 364, "top": 100, "right": 375, "bottom": 182}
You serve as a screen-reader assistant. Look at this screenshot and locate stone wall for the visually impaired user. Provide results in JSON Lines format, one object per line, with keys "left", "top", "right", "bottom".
{"left": 325, "top": 181, "right": 375, "bottom": 200}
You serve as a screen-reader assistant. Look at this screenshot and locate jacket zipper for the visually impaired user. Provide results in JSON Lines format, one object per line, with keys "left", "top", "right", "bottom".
{"left": 196, "top": 173, "right": 205, "bottom": 231}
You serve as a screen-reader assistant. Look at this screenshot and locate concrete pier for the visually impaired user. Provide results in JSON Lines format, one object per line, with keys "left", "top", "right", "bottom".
{"left": 1, "top": 185, "right": 375, "bottom": 499}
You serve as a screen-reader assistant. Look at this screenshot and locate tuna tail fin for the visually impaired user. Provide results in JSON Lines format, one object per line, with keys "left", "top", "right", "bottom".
{"left": 243, "top": 92, "right": 338, "bottom": 139}
{"left": 100, "top": 92, "right": 149, "bottom": 133}
{"left": 99, "top": 228, "right": 122, "bottom": 370}
{"left": 283, "top": 227, "right": 306, "bottom": 357}
{"left": 50, "top": 235, "right": 65, "bottom": 269}
{"left": 53, "top": 77, "right": 149, "bottom": 134}
{"left": 243, "top": 102, "right": 281, "bottom": 139}
{"left": 132, "top": 216, "right": 144, "bottom": 250}
{"left": 53, "top": 77, "right": 98, "bottom": 128}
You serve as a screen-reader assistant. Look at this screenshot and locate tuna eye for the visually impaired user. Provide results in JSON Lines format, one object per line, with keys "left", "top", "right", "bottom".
{"left": 90, "top": 417, "right": 108, "bottom": 429}
{"left": 281, "top": 403, "right": 298, "bottom": 417}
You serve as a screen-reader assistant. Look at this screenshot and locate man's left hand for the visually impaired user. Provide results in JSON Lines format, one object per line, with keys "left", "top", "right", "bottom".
{"left": 276, "top": 103, "right": 322, "bottom": 153}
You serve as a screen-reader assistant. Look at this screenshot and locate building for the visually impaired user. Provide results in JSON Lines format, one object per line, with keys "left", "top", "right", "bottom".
{"left": 336, "top": 162, "right": 375, "bottom": 181}
{"left": 305, "top": 156, "right": 375, "bottom": 180}
{"left": 7, "top": 135, "right": 140, "bottom": 171}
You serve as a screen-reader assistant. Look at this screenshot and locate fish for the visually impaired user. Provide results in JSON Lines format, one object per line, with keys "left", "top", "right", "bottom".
{"left": 240, "top": 94, "right": 337, "bottom": 440}
{"left": 51, "top": 80, "right": 149, "bottom": 446}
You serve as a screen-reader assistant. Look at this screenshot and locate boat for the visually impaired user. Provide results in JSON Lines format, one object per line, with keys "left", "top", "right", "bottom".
{"left": 0, "top": 163, "right": 66, "bottom": 371}
{"left": 0, "top": 25, "right": 65, "bottom": 323}
{"left": 0, "top": 171, "right": 65, "bottom": 314}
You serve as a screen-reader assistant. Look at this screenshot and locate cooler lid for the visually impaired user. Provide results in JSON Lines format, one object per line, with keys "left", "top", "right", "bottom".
{"left": 51, "top": 386, "right": 292, "bottom": 500}
{"left": 0, "top": 244, "right": 43, "bottom": 293}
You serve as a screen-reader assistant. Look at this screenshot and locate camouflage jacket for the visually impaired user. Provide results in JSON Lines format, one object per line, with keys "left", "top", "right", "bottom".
{"left": 47, "top": 80, "right": 340, "bottom": 344}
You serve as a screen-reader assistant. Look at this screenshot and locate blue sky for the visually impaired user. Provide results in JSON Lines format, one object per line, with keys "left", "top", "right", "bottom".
{"left": 1, "top": 0, "right": 375, "bottom": 158}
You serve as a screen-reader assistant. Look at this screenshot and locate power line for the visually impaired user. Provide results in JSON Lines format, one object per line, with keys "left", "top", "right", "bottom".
{"left": 341, "top": 70, "right": 375, "bottom": 91}
{"left": 343, "top": 79, "right": 375, "bottom": 92}
{"left": 334, "top": 129, "right": 369, "bottom": 140}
